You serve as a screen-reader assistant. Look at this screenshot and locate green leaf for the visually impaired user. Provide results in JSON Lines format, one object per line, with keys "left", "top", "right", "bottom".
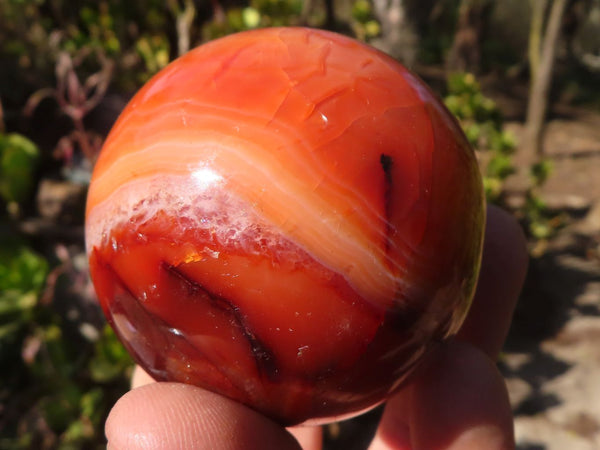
{"left": 0, "top": 133, "right": 40, "bottom": 204}
{"left": 0, "top": 321, "right": 22, "bottom": 340}
{"left": 41, "top": 383, "right": 83, "bottom": 432}
{"left": 136, "top": 34, "right": 170, "bottom": 76}
{"left": 464, "top": 123, "right": 481, "bottom": 145}
{"left": 530, "top": 159, "right": 553, "bottom": 186}
{"left": 444, "top": 95, "right": 461, "bottom": 117}
{"left": 490, "top": 129, "right": 516, "bottom": 153}
{"left": 226, "top": 8, "right": 246, "bottom": 31}
{"left": 364, "top": 20, "right": 381, "bottom": 38}
{"left": 483, "top": 177, "right": 503, "bottom": 202}
{"left": 0, "top": 290, "right": 37, "bottom": 318}
{"left": 0, "top": 240, "right": 48, "bottom": 294}
{"left": 487, "top": 154, "right": 515, "bottom": 179}
{"left": 89, "top": 325, "right": 132, "bottom": 383}
{"left": 526, "top": 193, "right": 547, "bottom": 213}
{"left": 80, "top": 388, "right": 103, "bottom": 421}
{"left": 242, "top": 7, "right": 261, "bottom": 28}
{"left": 530, "top": 221, "right": 552, "bottom": 240}
{"left": 352, "top": 0, "right": 372, "bottom": 22}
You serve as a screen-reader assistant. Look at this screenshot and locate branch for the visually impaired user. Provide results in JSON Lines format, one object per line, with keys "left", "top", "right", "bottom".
{"left": 23, "top": 88, "right": 57, "bottom": 117}
{"left": 524, "top": 0, "right": 569, "bottom": 157}
{"left": 168, "top": 0, "right": 197, "bottom": 56}
{"left": 528, "top": 0, "right": 549, "bottom": 79}
{"left": 579, "top": 52, "right": 600, "bottom": 71}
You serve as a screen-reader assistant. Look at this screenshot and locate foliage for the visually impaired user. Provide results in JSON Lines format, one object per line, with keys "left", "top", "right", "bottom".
{"left": 0, "top": 0, "right": 170, "bottom": 98}
{"left": 200, "top": 0, "right": 382, "bottom": 43}
{"left": 0, "top": 133, "right": 40, "bottom": 208}
{"left": 445, "top": 72, "right": 557, "bottom": 240}
{"left": 0, "top": 229, "right": 133, "bottom": 449}
{"left": 201, "top": 0, "right": 305, "bottom": 41}
{"left": 350, "top": 0, "right": 381, "bottom": 40}
{"left": 0, "top": 136, "right": 132, "bottom": 447}
{"left": 445, "top": 72, "right": 516, "bottom": 202}
{"left": 524, "top": 159, "right": 557, "bottom": 241}
{"left": 0, "top": 88, "right": 131, "bottom": 450}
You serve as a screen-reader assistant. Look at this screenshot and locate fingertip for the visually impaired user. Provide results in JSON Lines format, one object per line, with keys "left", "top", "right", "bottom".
{"left": 485, "top": 204, "right": 529, "bottom": 272}
{"left": 287, "top": 425, "right": 323, "bottom": 450}
{"left": 131, "top": 365, "right": 156, "bottom": 388}
{"left": 458, "top": 204, "right": 528, "bottom": 358}
{"left": 412, "top": 342, "right": 515, "bottom": 449}
{"left": 372, "top": 342, "right": 515, "bottom": 450}
{"left": 106, "top": 382, "right": 302, "bottom": 450}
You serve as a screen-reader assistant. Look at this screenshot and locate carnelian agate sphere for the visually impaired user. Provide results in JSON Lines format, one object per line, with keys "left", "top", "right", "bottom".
{"left": 86, "top": 27, "right": 485, "bottom": 425}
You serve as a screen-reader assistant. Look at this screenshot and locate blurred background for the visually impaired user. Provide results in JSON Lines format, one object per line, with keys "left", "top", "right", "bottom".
{"left": 0, "top": 0, "right": 599, "bottom": 448}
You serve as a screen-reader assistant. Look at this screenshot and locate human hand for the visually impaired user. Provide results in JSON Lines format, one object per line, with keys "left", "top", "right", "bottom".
{"left": 105, "top": 204, "right": 528, "bottom": 450}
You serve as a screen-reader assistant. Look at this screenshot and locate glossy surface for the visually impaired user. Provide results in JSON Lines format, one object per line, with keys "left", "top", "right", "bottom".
{"left": 86, "top": 27, "right": 485, "bottom": 425}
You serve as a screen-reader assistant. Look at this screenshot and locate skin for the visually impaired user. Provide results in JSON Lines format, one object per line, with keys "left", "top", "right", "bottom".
{"left": 105, "top": 204, "right": 528, "bottom": 450}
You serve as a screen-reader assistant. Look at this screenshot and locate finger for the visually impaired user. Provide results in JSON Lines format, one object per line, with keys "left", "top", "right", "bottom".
{"left": 369, "top": 205, "right": 525, "bottom": 449}
{"left": 457, "top": 204, "right": 528, "bottom": 358}
{"left": 131, "top": 365, "right": 156, "bottom": 388}
{"left": 128, "top": 366, "right": 323, "bottom": 450}
{"left": 370, "top": 341, "right": 514, "bottom": 450}
{"left": 287, "top": 425, "right": 323, "bottom": 450}
{"left": 106, "top": 382, "right": 302, "bottom": 450}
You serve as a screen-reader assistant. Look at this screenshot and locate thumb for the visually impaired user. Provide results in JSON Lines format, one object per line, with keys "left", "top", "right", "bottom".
{"left": 105, "top": 382, "right": 302, "bottom": 450}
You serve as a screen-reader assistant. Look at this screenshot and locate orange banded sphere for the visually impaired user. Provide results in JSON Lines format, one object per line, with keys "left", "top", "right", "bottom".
{"left": 86, "top": 27, "right": 485, "bottom": 425}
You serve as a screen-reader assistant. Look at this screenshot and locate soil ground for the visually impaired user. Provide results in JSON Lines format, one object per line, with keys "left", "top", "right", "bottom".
{"left": 502, "top": 111, "right": 600, "bottom": 450}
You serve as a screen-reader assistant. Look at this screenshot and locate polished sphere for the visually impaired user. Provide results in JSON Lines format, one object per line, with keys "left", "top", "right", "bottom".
{"left": 86, "top": 27, "right": 485, "bottom": 425}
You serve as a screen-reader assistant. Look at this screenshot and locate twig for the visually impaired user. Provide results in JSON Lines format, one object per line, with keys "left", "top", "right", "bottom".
{"left": 168, "top": 0, "right": 197, "bottom": 56}
{"left": 24, "top": 48, "right": 114, "bottom": 165}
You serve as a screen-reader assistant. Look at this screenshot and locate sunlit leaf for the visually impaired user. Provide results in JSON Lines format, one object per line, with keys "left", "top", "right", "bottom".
{"left": 0, "top": 133, "right": 40, "bottom": 204}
